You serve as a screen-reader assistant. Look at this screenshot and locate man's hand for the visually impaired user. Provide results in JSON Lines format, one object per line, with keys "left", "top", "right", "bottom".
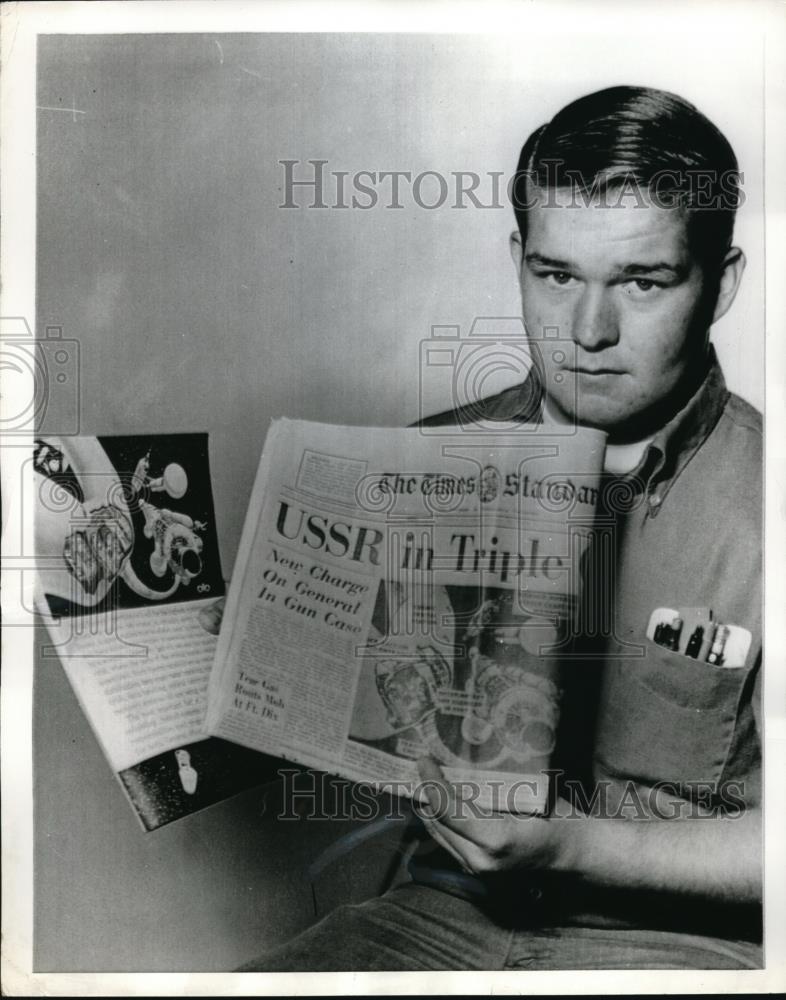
{"left": 415, "top": 756, "right": 761, "bottom": 905}
{"left": 415, "top": 756, "right": 568, "bottom": 876}
{"left": 197, "top": 596, "right": 226, "bottom": 635}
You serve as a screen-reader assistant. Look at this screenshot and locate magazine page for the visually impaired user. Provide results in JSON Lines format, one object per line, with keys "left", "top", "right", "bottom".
{"left": 35, "top": 433, "right": 275, "bottom": 830}
{"left": 208, "top": 419, "right": 606, "bottom": 812}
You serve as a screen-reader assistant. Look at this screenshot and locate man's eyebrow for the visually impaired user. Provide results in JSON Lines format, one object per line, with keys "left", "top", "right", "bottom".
{"left": 619, "top": 262, "right": 687, "bottom": 278}
{"left": 524, "top": 253, "right": 572, "bottom": 269}
{"left": 524, "top": 253, "right": 688, "bottom": 279}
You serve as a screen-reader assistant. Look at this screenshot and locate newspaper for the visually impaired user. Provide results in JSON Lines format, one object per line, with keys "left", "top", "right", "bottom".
{"left": 207, "top": 419, "right": 606, "bottom": 813}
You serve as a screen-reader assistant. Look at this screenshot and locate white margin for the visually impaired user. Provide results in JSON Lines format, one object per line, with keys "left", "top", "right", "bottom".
{"left": 1, "top": 0, "right": 784, "bottom": 995}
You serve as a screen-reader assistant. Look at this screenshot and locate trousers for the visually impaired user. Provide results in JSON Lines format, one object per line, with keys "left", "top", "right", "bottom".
{"left": 239, "top": 882, "right": 762, "bottom": 972}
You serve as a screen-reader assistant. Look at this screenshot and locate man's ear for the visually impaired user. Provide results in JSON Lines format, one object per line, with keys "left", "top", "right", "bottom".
{"left": 510, "top": 229, "right": 524, "bottom": 275}
{"left": 712, "top": 247, "right": 746, "bottom": 325}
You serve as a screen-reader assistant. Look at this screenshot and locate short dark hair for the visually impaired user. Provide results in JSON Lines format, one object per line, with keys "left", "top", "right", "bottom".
{"left": 512, "top": 86, "right": 742, "bottom": 275}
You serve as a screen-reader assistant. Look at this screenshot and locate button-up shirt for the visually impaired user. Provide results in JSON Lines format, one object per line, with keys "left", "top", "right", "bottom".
{"left": 415, "top": 346, "right": 762, "bottom": 937}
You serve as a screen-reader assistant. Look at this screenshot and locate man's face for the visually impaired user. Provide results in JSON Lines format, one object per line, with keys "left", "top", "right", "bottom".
{"left": 513, "top": 188, "right": 713, "bottom": 438}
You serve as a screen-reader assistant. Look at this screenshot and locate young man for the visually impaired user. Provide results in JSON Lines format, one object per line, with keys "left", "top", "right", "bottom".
{"left": 241, "top": 86, "right": 763, "bottom": 970}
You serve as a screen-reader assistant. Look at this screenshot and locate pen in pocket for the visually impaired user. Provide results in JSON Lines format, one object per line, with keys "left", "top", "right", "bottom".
{"left": 706, "top": 623, "right": 729, "bottom": 665}
{"left": 654, "top": 615, "right": 683, "bottom": 650}
{"left": 684, "top": 624, "right": 705, "bottom": 658}
{"left": 654, "top": 615, "right": 678, "bottom": 649}
{"left": 697, "top": 622, "right": 716, "bottom": 662}
{"left": 646, "top": 608, "right": 751, "bottom": 667}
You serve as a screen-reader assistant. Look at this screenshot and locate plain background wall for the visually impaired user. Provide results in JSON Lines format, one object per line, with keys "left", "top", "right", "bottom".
{"left": 34, "top": 31, "right": 765, "bottom": 971}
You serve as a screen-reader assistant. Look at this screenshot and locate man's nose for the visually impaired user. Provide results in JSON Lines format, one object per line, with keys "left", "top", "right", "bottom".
{"left": 571, "top": 286, "right": 619, "bottom": 351}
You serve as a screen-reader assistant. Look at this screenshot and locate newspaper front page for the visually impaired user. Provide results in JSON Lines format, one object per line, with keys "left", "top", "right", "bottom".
{"left": 207, "top": 419, "right": 606, "bottom": 813}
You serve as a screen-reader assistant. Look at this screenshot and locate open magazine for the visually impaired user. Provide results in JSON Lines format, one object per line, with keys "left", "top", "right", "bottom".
{"left": 206, "top": 419, "right": 607, "bottom": 814}
{"left": 36, "top": 421, "right": 606, "bottom": 828}
{"left": 34, "top": 433, "right": 278, "bottom": 831}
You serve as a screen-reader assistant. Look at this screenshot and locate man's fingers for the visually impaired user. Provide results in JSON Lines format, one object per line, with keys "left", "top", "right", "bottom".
{"left": 416, "top": 755, "right": 483, "bottom": 839}
{"left": 413, "top": 760, "right": 516, "bottom": 873}
{"left": 416, "top": 755, "right": 454, "bottom": 815}
{"left": 415, "top": 756, "right": 495, "bottom": 849}
{"left": 416, "top": 755, "right": 444, "bottom": 786}
{"left": 197, "top": 596, "right": 226, "bottom": 635}
{"left": 415, "top": 805, "right": 478, "bottom": 873}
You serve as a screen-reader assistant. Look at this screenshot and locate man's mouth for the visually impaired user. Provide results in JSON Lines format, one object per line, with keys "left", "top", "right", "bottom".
{"left": 567, "top": 366, "right": 626, "bottom": 375}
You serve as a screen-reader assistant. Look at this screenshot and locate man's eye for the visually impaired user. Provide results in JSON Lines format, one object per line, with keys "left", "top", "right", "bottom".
{"left": 545, "top": 272, "right": 574, "bottom": 286}
{"left": 625, "top": 278, "right": 661, "bottom": 293}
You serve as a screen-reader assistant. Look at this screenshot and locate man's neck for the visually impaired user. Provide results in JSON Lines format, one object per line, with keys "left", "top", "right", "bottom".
{"left": 603, "top": 438, "right": 654, "bottom": 474}
{"left": 541, "top": 398, "right": 653, "bottom": 475}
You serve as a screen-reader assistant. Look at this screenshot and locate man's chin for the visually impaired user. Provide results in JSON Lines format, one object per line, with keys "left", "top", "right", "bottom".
{"left": 548, "top": 398, "right": 642, "bottom": 437}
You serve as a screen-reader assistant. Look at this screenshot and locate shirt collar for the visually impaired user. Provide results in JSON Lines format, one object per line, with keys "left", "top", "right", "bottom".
{"left": 635, "top": 346, "right": 729, "bottom": 507}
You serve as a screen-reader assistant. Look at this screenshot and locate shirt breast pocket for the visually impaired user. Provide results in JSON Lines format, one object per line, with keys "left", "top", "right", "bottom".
{"left": 594, "top": 641, "right": 751, "bottom": 788}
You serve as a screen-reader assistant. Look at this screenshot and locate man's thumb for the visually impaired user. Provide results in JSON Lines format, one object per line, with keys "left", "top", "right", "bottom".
{"left": 197, "top": 596, "right": 226, "bottom": 635}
